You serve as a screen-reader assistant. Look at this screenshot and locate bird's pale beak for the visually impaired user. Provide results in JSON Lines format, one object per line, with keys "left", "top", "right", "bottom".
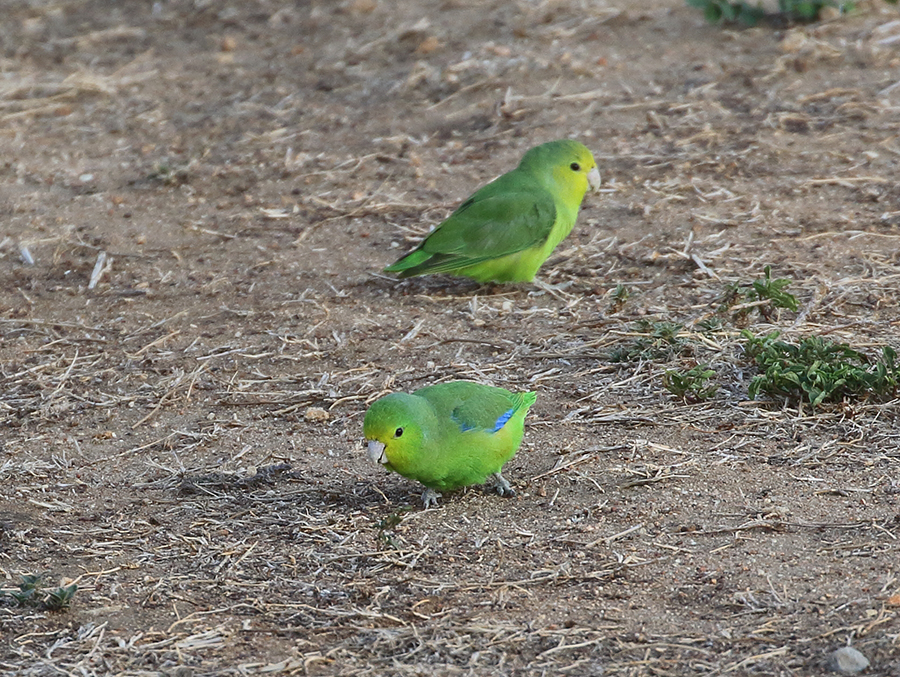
{"left": 587, "top": 166, "right": 601, "bottom": 192}
{"left": 367, "top": 440, "right": 388, "bottom": 464}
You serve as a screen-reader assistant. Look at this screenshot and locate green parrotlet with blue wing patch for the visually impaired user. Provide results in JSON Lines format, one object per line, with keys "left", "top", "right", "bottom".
{"left": 364, "top": 381, "right": 537, "bottom": 507}
{"left": 384, "top": 139, "right": 601, "bottom": 283}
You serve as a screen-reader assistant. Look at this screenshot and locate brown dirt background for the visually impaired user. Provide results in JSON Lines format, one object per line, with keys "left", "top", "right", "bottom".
{"left": 2, "top": 0, "right": 900, "bottom": 675}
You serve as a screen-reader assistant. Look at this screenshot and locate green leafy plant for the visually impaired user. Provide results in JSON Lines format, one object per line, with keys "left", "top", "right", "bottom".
{"left": 149, "top": 161, "right": 191, "bottom": 186}
{"left": 785, "top": 0, "right": 849, "bottom": 20}
{"left": 690, "top": 0, "right": 898, "bottom": 26}
{"left": 609, "top": 320, "right": 688, "bottom": 362}
{"left": 664, "top": 365, "right": 718, "bottom": 403}
{"left": 720, "top": 266, "right": 798, "bottom": 322}
{"left": 697, "top": 317, "right": 725, "bottom": 334}
{"left": 6, "top": 574, "right": 43, "bottom": 606}
{"left": 375, "top": 509, "right": 411, "bottom": 549}
{"left": 743, "top": 330, "right": 900, "bottom": 407}
{"left": 687, "top": 0, "right": 766, "bottom": 25}
{"left": 608, "top": 284, "right": 630, "bottom": 313}
{"left": 686, "top": 0, "right": 888, "bottom": 26}
{"left": 3, "top": 574, "right": 78, "bottom": 611}
{"left": 43, "top": 584, "right": 79, "bottom": 611}
{"left": 749, "top": 266, "right": 799, "bottom": 312}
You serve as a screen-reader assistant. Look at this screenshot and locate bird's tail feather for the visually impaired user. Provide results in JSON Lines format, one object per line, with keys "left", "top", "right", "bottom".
{"left": 384, "top": 250, "right": 431, "bottom": 274}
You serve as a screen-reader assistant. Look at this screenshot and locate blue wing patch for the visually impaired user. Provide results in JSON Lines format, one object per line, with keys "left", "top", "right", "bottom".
{"left": 451, "top": 412, "right": 475, "bottom": 432}
{"left": 451, "top": 406, "right": 515, "bottom": 433}
{"left": 492, "top": 408, "right": 515, "bottom": 433}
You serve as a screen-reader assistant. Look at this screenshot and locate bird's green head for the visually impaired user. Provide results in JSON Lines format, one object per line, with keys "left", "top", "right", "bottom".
{"left": 519, "top": 139, "right": 601, "bottom": 204}
{"left": 363, "top": 393, "right": 428, "bottom": 471}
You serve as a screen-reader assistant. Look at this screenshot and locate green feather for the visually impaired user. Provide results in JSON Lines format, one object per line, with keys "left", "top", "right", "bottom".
{"left": 384, "top": 139, "right": 599, "bottom": 283}
{"left": 363, "top": 381, "right": 537, "bottom": 504}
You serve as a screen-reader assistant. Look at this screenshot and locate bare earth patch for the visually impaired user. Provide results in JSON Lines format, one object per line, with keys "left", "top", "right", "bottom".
{"left": 1, "top": 0, "right": 899, "bottom": 674}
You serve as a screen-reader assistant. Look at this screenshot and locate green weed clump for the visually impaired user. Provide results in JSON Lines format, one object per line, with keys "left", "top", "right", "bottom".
{"left": 687, "top": 0, "right": 766, "bottom": 25}
{"left": 375, "top": 509, "right": 411, "bottom": 549}
{"left": 663, "top": 365, "right": 718, "bottom": 403}
{"left": 687, "top": 0, "right": 896, "bottom": 26}
{"left": 608, "top": 284, "right": 630, "bottom": 313}
{"left": 721, "top": 265, "right": 798, "bottom": 323}
{"left": 610, "top": 321, "right": 687, "bottom": 362}
{"left": 747, "top": 266, "right": 799, "bottom": 312}
{"left": 3, "top": 574, "right": 78, "bottom": 611}
{"left": 743, "top": 330, "right": 900, "bottom": 408}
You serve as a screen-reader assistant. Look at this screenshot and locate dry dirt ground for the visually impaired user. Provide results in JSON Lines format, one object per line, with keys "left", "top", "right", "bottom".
{"left": 2, "top": 0, "right": 900, "bottom": 675}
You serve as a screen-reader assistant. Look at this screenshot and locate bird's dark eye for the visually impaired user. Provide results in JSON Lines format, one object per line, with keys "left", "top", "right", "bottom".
{"left": 570, "top": 162, "right": 580, "bottom": 171}
{"left": 394, "top": 427, "right": 404, "bottom": 438}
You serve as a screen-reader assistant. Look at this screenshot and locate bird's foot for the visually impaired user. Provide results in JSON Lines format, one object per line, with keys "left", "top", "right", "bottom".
{"left": 489, "top": 472, "right": 516, "bottom": 497}
{"left": 421, "top": 488, "right": 442, "bottom": 508}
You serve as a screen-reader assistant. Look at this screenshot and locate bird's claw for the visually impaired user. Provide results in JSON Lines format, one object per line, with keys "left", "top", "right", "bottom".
{"left": 422, "top": 488, "right": 442, "bottom": 508}
{"left": 490, "top": 472, "right": 516, "bottom": 497}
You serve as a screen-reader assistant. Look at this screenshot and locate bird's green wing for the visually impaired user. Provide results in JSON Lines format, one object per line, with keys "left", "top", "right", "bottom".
{"left": 416, "top": 382, "right": 534, "bottom": 433}
{"left": 386, "top": 173, "right": 557, "bottom": 275}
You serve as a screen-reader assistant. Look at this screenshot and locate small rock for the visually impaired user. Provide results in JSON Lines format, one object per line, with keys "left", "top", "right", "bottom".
{"left": 414, "top": 36, "right": 441, "bottom": 55}
{"left": 348, "top": 0, "right": 377, "bottom": 14}
{"left": 780, "top": 30, "right": 808, "bottom": 54}
{"left": 305, "top": 407, "right": 329, "bottom": 422}
{"left": 828, "top": 646, "right": 869, "bottom": 674}
{"left": 819, "top": 5, "right": 841, "bottom": 21}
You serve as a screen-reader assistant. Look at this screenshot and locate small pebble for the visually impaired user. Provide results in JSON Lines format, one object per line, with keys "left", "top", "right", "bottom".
{"left": 305, "top": 407, "right": 329, "bottom": 422}
{"left": 828, "top": 646, "right": 869, "bottom": 674}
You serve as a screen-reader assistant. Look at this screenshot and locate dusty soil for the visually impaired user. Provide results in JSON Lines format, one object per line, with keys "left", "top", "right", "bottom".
{"left": 2, "top": 0, "right": 900, "bottom": 674}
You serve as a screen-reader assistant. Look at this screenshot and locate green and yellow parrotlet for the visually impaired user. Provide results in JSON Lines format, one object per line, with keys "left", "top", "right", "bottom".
{"left": 384, "top": 139, "right": 600, "bottom": 283}
{"left": 364, "top": 381, "right": 537, "bottom": 507}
